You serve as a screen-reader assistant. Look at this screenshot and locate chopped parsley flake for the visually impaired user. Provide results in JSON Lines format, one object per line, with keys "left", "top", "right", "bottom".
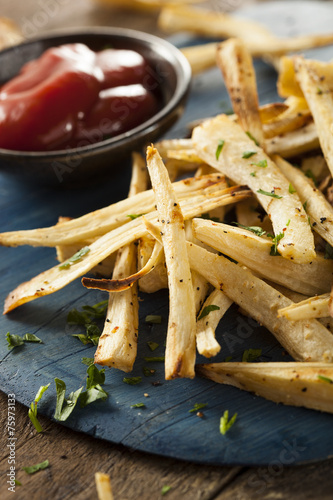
{"left": 6, "top": 332, "right": 43, "bottom": 350}
{"left": 127, "top": 214, "right": 145, "bottom": 220}
{"left": 246, "top": 131, "right": 259, "bottom": 146}
{"left": 80, "top": 364, "right": 108, "bottom": 408}
{"left": 28, "top": 384, "right": 50, "bottom": 433}
{"left": 59, "top": 246, "right": 90, "bottom": 270}
{"left": 215, "top": 140, "right": 225, "bottom": 160}
{"left": 147, "top": 341, "right": 159, "bottom": 351}
{"left": 289, "top": 184, "right": 296, "bottom": 194}
{"left": 235, "top": 223, "right": 266, "bottom": 237}
{"left": 242, "top": 151, "right": 257, "bottom": 159}
{"left": 250, "top": 172, "right": 256, "bottom": 177}
{"left": 198, "top": 305, "right": 220, "bottom": 320}
{"left": 81, "top": 357, "right": 94, "bottom": 366}
{"left": 161, "top": 485, "right": 172, "bottom": 496}
{"left": 251, "top": 159, "right": 267, "bottom": 169}
{"left": 123, "top": 376, "right": 142, "bottom": 385}
{"left": 22, "top": 460, "right": 49, "bottom": 475}
{"left": 131, "top": 403, "right": 146, "bottom": 408}
{"left": 286, "top": 219, "right": 291, "bottom": 227}
{"left": 242, "top": 348, "right": 262, "bottom": 362}
{"left": 189, "top": 403, "right": 208, "bottom": 413}
{"left": 270, "top": 233, "right": 284, "bottom": 256}
{"left": 142, "top": 367, "right": 156, "bottom": 377}
{"left": 145, "top": 315, "right": 162, "bottom": 324}
{"left": 54, "top": 378, "right": 83, "bottom": 422}
{"left": 257, "top": 189, "right": 282, "bottom": 199}
{"left": 318, "top": 375, "right": 333, "bottom": 384}
{"left": 220, "top": 410, "right": 237, "bottom": 435}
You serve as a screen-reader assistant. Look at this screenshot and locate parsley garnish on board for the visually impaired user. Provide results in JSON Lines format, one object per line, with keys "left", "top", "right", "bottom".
{"left": 142, "top": 367, "right": 156, "bottom": 377}
{"left": 22, "top": 460, "right": 49, "bottom": 475}
{"left": 54, "top": 378, "right": 83, "bottom": 422}
{"left": 131, "top": 403, "right": 146, "bottom": 408}
{"left": 197, "top": 305, "right": 220, "bottom": 321}
{"left": 144, "top": 356, "right": 165, "bottom": 363}
{"left": 28, "top": 384, "right": 50, "bottom": 433}
{"left": 59, "top": 246, "right": 90, "bottom": 270}
{"left": 161, "top": 485, "right": 172, "bottom": 496}
{"left": 242, "top": 348, "right": 262, "bottom": 362}
{"left": 215, "top": 139, "right": 225, "bottom": 160}
{"left": 147, "top": 341, "right": 159, "bottom": 351}
{"left": 145, "top": 315, "right": 162, "bottom": 324}
{"left": 220, "top": 410, "right": 237, "bottom": 435}
{"left": 123, "top": 376, "right": 142, "bottom": 385}
{"left": 6, "top": 332, "right": 43, "bottom": 350}
{"left": 80, "top": 364, "right": 108, "bottom": 408}
{"left": 234, "top": 223, "right": 266, "bottom": 237}
{"left": 189, "top": 403, "right": 208, "bottom": 413}
{"left": 67, "top": 300, "right": 108, "bottom": 345}
{"left": 257, "top": 189, "right": 282, "bottom": 199}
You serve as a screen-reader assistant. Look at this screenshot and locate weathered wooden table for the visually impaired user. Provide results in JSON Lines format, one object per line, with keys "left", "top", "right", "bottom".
{"left": 1, "top": 1, "right": 333, "bottom": 498}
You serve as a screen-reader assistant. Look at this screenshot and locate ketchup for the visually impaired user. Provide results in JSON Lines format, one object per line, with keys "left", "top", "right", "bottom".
{"left": 0, "top": 44, "right": 159, "bottom": 152}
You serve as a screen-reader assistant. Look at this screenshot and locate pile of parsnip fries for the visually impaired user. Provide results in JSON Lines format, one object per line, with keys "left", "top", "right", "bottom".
{"left": 3, "top": 9, "right": 333, "bottom": 415}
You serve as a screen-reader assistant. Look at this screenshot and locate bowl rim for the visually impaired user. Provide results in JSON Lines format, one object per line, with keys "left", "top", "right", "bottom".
{"left": 0, "top": 27, "right": 192, "bottom": 158}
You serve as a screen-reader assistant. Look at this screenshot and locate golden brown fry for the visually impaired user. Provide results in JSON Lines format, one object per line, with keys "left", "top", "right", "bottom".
{"left": 277, "top": 56, "right": 304, "bottom": 98}
{"left": 263, "top": 96, "right": 311, "bottom": 139}
{"left": 187, "top": 242, "right": 333, "bottom": 362}
{"left": 0, "top": 173, "right": 225, "bottom": 248}
{"left": 95, "top": 472, "right": 114, "bottom": 500}
{"left": 192, "top": 218, "right": 333, "bottom": 296}
{"left": 278, "top": 293, "right": 330, "bottom": 321}
{"left": 192, "top": 114, "right": 316, "bottom": 263}
{"left": 137, "top": 235, "right": 168, "bottom": 293}
{"left": 197, "top": 362, "right": 333, "bottom": 414}
{"left": 94, "top": 244, "right": 139, "bottom": 371}
{"left": 216, "top": 38, "right": 264, "bottom": 146}
{"left": 265, "top": 120, "right": 320, "bottom": 157}
{"left": 196, "top": 289, "right": 232, "bottom": 358}
{"left": 146, "top": 145, "right": 196, "bottom": 380}
{"left": 294, "top": 56, "right": 333, "bottom": 178}
{"left": 274, "top": 155, "right": 333, "bottom": 247}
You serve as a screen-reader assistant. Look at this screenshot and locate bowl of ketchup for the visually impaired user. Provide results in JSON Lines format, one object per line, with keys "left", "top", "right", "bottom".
{"left": 0, "top": 28, "right": 191, "bottom": 185}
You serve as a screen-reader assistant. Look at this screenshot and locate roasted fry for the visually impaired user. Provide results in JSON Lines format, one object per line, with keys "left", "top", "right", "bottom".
{"left": 278, "top": 293, "right": 330, "bottom": 321}
{"left": 197, "top": 362, "right": 333, "bottom": 414}
{"left": 146, "top": 145, "right": 196, "bottom": 379}
{"left": 192, "top": 114, "right": 316, "bottom": 263}
{"left": 216, "top": 38, "right": 264, "bottom": 146}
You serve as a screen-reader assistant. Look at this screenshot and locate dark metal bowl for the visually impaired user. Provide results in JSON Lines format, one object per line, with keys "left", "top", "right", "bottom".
{"left": 0, "top": 28, "right": 191, "bottom": 186}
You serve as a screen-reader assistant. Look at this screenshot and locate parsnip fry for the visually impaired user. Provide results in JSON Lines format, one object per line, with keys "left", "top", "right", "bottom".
{"left": 216, "top": 38, "right": 264, "bottom": 146}
{"left": 265, "top": 121, "right": 320, "bottom": 157}
{"left": 277, "top": 56, "right": 304, "bottom": 99}
{"left": 274, "top": 155, "right": 333, "bottom": 247}
{"left": 4, "top": 184, "right": 249, "bottom": 313}
{"left": 82, "top": 240, "right": 163, "bottom": 291}
{"left": 197, "top": 362, "right": 333, "bottom": 414}
{"left": 187, "top": 243, "right": 333, "bottom": 363}
{"left": 159, "top": 5, "right": 333, "bottom": 58}
{"left": 192, "top": 114, "right": 316, "bottom": 263}
{"left": 294, "top": 56, "right": 333, "bottom": 178}
{"left": 0, "top": 174, "right": 226, "bottom": 248}
{"left": 137, "top": 235, "right": 168, "bottom": 293}
{"left": 192, "top": 218, "right": 333, "bottom": 296}
{"left": 146, "top": 145, "right": 196, "bottom": 380}
{"left": 95, "top": 472, "right": 114, "bottom": 500}
{"left": 196, "top": 289, "right": 233, "bottom": 358}
{"left": 278, "top": 293, "right": 330, "bottom": 321}
{"left": 263, "top": 96, "right": 311, "bottom": 139}
{"left": 94, "top": 244, "right": 138, "bottom": 371}
{"left": 94, "top": 154, "right": 146, "bottom": 371}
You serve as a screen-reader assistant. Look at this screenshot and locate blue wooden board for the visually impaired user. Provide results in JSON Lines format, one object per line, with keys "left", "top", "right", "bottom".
{"left": 1, "top": 1, "right": 333, "bottom": 465}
